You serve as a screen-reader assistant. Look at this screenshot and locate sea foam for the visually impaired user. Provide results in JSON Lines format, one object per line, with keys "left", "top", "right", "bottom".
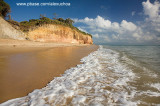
{"left": 1, "top": 45, "right": 154, "bottom": 106}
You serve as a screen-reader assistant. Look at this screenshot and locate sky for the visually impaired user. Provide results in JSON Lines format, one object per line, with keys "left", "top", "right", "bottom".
{"left": 5, "top": 0, "right": 160, "bottom": 45}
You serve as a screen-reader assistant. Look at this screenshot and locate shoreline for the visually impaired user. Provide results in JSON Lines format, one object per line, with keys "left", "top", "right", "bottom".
{"left": 0, "top": 39, "right": 91, "bottom": 48}
{"left": 0, "top": 40, "right": 98, "bottom": 103}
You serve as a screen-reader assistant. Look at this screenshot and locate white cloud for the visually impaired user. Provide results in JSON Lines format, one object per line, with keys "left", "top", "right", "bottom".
{"left": 77, "top": 27, "right": 88, "bottom": 33}
{"left": 112, "top": 22, "right": 120, "bottom": 30}
{"left": 144, "top": 35, "right": 154, "bottom": 41}
{"left": 141, "top": 0, "right": 160, "bottom": 43}
{"left": 75, "top": 16, "right": 137, "bottom": 32}
{"left": 93, "top": 34, "right": 99, "bottom": 38}
{"left": 75, "top": 15, "right": 112, "bottom": 28}
{"left": 103, "top": 36, "right": 111, "bottom": 42}
{"left": 74, "top": 0, "right": 160, "bottom": 45}
{"left": 132, "top": 33, "right": 141, "bottom": 40}
{"left": 142, "top": 0, "right": 160, "bottom": 20}
{"left": 112, "top": 34, "right": 119, "bottom": 40}
{"left": 95, "top": 16, "right": 111, "bottom": 28}
{"left": 121, "top": 20, "right": 137, "bottom": 31}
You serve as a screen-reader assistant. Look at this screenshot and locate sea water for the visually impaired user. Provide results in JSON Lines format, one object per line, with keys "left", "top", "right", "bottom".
{"left": 1, "top": 45, "right": 160, "bottom": 106}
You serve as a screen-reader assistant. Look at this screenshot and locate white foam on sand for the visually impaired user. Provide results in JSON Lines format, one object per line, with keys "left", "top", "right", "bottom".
{"left": 150, "top": 83, "right": 160, "bottom": 91}
{"left": 1, "top": 45, "right": 158, "bottom": 106}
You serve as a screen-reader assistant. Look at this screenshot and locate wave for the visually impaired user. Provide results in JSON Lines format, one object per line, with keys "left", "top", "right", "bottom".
{"left": 1, "top": 45, "right": 160, "bottom": 106}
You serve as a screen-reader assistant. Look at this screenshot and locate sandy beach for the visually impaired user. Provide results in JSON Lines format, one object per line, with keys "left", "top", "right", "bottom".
{"left": 1, "top": 0, "right": 160, "bottom": 104}
{"left": 0, "top": 39, "right": 89, "bottom": 47}
{"left": 0, "top": 39, "right": 98, "bottom": 103}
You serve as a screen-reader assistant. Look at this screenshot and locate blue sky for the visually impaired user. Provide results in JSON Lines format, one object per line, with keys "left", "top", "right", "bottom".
{"left": 5, "top": 0, "right": 160, "bottom": 45}
{"left": 5, "top": 0, "right": 147, "bottom": 22}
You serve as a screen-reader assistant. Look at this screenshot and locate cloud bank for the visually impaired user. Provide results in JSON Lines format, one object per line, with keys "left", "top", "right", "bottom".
{"left": 74, "top": 0, "right": 160, "bottom": 45}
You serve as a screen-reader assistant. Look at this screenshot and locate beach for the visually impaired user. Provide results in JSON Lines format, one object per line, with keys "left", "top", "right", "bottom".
{"left": 1, "top": 43, "right": 160, "bottom": 105}
{"left": 0, "top": 39, "right": 98, "bottom": 103}
{"left": 1, "top": 0, "right": 159, "bottom": 105}
{"left": 0, "top": 39, "right": 90, "bottom": 47}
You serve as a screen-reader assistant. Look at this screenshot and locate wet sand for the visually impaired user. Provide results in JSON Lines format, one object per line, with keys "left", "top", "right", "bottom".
{"left": 0, "top": 45, "right": 98, "bottom": 103}
{"left": 0, "top": 39, "right": 89, "bottom": 47}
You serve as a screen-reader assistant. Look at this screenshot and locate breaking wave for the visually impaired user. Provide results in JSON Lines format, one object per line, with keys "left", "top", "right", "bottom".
{"left": 1, "top": 45, "right": 160, "bottom": 106}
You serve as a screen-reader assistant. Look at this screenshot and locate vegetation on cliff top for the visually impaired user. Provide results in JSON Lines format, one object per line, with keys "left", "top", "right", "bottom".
{"left": 0, "top": 0, "right": 92, "bottom": 38}
{"left": 8, "top": 17, "right": 92, "bottom": 37}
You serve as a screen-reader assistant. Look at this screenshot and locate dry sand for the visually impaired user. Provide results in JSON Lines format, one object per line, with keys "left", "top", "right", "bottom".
{"left": 0, "top": 39, "right": 98, "bottom": 103}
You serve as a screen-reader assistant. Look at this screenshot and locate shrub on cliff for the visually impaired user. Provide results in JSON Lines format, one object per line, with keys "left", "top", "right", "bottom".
{"left": 40, "top": 17, "right": 53, "bottom": 24}
{"left": 57, "top": 18, "right": 65, "bottom": 23}
{"left": 65, "top": 18, "right": 74, "bottom": 25}
{"left": 0, "top": 0, "right": 10, "bottom": 18}
{"left": 57, "top": 18, "right": 74, "bottom": 26}
{"left": 7, "top": 20, "right": 19, "bottom": 26}
{"left": 7, "top": 16, "right": 92, "bottom": 37}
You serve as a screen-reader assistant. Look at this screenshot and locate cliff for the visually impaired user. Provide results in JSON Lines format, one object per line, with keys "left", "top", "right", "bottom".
{"left": 0, "top": 17, "right": 25, "bottom": 40}
{"left": 27, "top": 24, "right": 93, "bottom": 44}
{"left": 0, "top": 17, "right": 93, "bottom": 44}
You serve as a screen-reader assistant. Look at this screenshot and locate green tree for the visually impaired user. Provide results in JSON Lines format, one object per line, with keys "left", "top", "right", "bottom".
{"left": 57, "top": 18, "right": 65, "bottom": 23}
{"left": 65, "top": 18, "right": 74, "bottom": 25}
{"left": 0, "top": 0, "right": 10, "bottom": 18}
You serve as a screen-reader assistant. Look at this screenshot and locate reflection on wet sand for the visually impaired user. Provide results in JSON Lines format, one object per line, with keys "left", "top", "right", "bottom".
{"left": 0, "top": 45, "right": 98, "bottom": 103}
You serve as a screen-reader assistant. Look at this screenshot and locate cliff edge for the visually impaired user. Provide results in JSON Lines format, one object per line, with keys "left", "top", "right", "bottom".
{"left": 27, "top": 24, "right": 93, "bottom": 44}
{"left": 0, "top": 17, "right": 93, "bottom": 44}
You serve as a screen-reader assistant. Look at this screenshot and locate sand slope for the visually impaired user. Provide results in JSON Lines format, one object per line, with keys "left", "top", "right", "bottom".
{"left": 0, "top": 17, "right": 25, "bottom": 40}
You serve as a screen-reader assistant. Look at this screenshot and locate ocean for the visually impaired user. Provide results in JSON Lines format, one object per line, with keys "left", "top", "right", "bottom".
{"left": 1, "top": 45, "right": 160, "bottom": 106}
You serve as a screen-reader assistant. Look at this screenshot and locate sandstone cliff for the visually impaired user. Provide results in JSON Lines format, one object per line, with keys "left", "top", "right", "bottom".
{"left": 27, "top": 24, "right": 93, "bottom": 44}
{"left": 0, "top": 17, "right": 93, "bottom": 44}
{"left": 0, "top": 17, "right": 25, "bottom": 40}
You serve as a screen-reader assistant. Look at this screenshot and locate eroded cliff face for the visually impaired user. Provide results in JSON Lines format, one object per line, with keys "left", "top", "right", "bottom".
{"left": 0, "top": 17, "right": 25, "bottom": 40}
{"left": 27, "top": 24, "right": 93, "bottom": 44}
{"left": 0, "top": 17, "right": 93, "bottom": 44}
